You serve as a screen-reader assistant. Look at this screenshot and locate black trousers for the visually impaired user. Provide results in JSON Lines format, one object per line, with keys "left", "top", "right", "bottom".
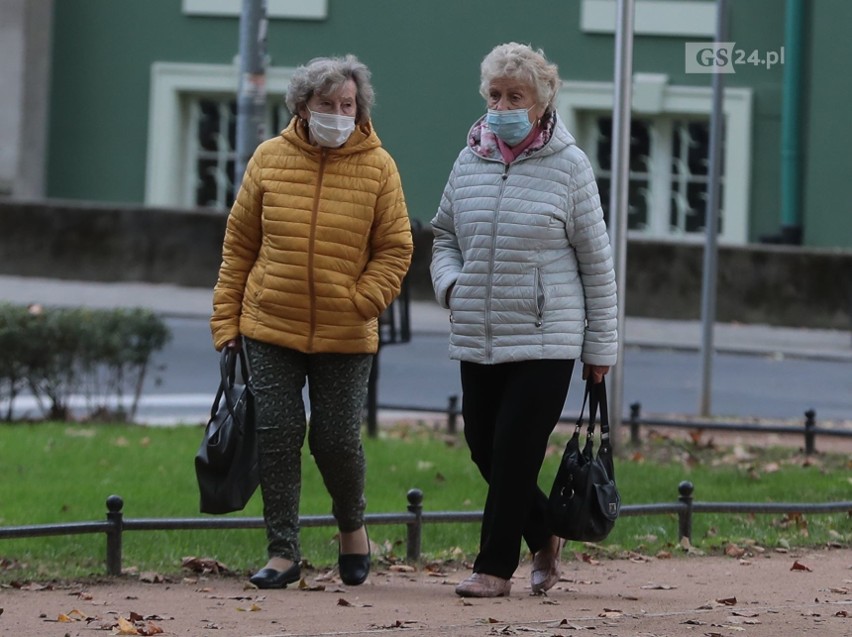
{"left": 460, "top": 358, "right": 575, "bottom": 579}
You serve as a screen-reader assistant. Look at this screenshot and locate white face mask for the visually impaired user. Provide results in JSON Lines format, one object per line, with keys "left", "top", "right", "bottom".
{"left": 307, "top": 109, "right": 356, "bottom": 148}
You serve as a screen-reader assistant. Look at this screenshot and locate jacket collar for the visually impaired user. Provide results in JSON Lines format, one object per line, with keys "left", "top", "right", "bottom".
{"left": 281, "top": 116, "right": 382, "bottom": 156}
{"left": 467, "top": 110, "right": 575, "bottom": 162}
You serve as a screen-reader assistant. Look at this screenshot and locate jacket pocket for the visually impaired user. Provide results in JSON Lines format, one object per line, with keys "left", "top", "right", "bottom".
{"left": 533, "top": 267, "right": 546, "bottom": 327}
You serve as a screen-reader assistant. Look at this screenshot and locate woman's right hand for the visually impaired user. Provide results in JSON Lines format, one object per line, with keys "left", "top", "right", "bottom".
{"left": 224, "top": 338, "right": 241, "bottom": 351}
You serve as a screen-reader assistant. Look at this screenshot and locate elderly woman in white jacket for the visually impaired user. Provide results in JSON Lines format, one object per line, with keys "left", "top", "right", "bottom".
{"left": 430, "top": 42, "right": 618, "bottom": 598}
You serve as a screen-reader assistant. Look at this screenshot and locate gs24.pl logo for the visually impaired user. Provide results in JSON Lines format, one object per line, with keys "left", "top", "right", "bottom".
{"left": 685, "top": 42, "right": 785, "bottom": 73}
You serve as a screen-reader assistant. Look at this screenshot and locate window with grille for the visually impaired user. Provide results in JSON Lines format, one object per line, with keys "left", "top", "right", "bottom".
{"left": 586, "top": 115, "right": 723, "bottom": 238}
{"left": 145, "top": 63, "right": 298, "bottom": 210}
{"left": 187, "top": 97, "right": 290, "bottom": 210}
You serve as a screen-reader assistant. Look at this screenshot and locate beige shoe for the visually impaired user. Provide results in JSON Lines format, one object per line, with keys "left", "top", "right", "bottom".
{"left": 455, "top": 572, "right": 512, "bottom": 598}
{"left": 530, "top": 536, "right": 564, "bottom": 594}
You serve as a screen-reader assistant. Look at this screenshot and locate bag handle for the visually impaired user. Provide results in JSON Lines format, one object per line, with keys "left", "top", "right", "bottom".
{"left": 579, "top": 376, "right": 610, "bottom": 441}
{"left": 587, "top": 376, "right": 611, "bottom": 448}
{"left": 219, "top": 347, "right": 250, "bottom": 417}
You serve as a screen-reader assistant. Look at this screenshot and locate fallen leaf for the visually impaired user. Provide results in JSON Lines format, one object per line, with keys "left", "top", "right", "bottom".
{"left": 725, "top": 544, "right": 746, "bottom": 558}
{"left": 181, "top": 556, "right": 230, "bottom": 574}
{"left": 389, "top": 564, "right": 416, "bottom": 573}
{"left": 336, "top": 597, "right": 371, "bottom": 607}
{"left": 716, "top": 597, "right": 737, "bottom": 606}
{"left": 139, "top": 622, "right": 164, "bottom": 636}
{"left": 298, "top": 578, "right": 325, "bottom": 591}
{"left": 641, "top": 583, "right": 676, "bottom": 590}
{"left": 116, "top": 616, "right": 139, "bottom": 635}
{"left": 237, "top": 603, "right": 262, "bottom": 612}
{"left": 791, "top": 561, "right": 812, "bottom": 572}
{"left": 19, "top": 582, "right": 51, "bottom": 591}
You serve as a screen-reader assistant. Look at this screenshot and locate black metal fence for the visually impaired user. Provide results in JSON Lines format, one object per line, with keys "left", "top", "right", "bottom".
{"left": 376, "top": 395, "right": 852, "bottom": 454}
{"left": 2, "top": 484, "right": 849, "bottom": 577}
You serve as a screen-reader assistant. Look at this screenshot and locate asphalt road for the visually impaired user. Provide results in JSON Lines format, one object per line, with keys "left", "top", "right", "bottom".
{"left": 95, "top": 317, "right": 852, "bottom": 427}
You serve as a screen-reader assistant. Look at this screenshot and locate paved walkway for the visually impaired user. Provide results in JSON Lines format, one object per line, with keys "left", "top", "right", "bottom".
{"left": 1, "top": 274, "right": 850, "bottom": 362}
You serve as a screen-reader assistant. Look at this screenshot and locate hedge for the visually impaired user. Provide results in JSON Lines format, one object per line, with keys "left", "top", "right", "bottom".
{"left": 0, "top": 303, "right": 171, "bottom": 422}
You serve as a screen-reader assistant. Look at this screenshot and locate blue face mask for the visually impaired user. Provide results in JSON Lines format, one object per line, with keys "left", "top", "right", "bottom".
{"left": 485, "top": 107, "right": 534, "bottom": 146}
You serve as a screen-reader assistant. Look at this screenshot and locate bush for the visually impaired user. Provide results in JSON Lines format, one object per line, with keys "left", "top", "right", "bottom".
{"left": 0, "top": 303, "right": 171, "bottom": 422}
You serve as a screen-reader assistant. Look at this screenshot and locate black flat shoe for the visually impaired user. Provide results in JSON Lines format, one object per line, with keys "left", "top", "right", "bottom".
{"left": 249, "top": 563, "right": 301, "bottom": 589}
{"left": 338, "top": 528, "right": 371, "bottom": 586}
{"left": 339, "top": 552, "right": 370, "bottom": 585}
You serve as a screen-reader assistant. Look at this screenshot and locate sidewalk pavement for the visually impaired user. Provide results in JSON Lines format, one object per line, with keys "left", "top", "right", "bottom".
{"left": 1, "top": 275, "right": 850, "bottom": 362}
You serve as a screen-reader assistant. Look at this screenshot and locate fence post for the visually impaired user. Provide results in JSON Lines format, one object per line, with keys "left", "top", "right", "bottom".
{"left": 804, "top": 409, "right": 816, "bottom": 456}
{"left": 447, "top": 395, "right": 459, "bottom": 435}
{"left": 629, "top": 402, "right": 641, "bottom": 445}
{"left": 406, "top": 488, "right": 423, "bottom": 562}
{"left": 105, "top": 495, "right": 124, "bottom": 576}
{"left": 677, "top": 481, "right": 694, "bottom": 544}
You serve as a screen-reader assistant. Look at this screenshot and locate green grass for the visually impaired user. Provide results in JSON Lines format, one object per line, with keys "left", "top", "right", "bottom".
{"left": 0, "top": 421, "right": 849, "bottom": 583}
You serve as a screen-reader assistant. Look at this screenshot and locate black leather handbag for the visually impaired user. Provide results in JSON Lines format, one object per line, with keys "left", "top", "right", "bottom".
{"left": 547, "top": 376, "right": 620, "bottom": 542}
{"left": 194, "top": 347, "right": 259, "bottom": 514}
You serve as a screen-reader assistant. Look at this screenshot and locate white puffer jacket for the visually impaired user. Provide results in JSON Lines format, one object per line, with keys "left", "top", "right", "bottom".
{"left": 430, "top": 112, "right": 618, "bottom": 366}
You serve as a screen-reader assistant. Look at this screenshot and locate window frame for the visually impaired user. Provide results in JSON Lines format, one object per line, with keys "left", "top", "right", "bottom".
{"left": 556, "top": 76, "right": 752, "bottom": 244}
{"left": 145, "top": 62, "right": 295, "bottom": 209}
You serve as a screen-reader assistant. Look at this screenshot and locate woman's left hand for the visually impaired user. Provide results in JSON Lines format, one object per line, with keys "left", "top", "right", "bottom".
{"left": 582, "top": 364, "right": 610, "bottom": 384}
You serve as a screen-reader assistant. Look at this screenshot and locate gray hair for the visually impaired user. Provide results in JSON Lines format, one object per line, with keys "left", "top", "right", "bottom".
{"left": 285, "top": 54, "right": 375, "bottom": 123}
{"left": 479, "top": 42, "right": 561, "bottom": 111}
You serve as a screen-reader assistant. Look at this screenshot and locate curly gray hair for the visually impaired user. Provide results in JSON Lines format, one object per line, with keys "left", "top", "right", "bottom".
{"left": 285, "top": 54, "right": 375, "bottom": 124}
{"left": 479, "top": 42, "right": 561, "bottom": 112}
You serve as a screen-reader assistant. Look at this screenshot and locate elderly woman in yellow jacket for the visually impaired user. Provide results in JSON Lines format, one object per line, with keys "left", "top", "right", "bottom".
{"left": 211, "top": 54, "right": 413, "bottom": 589}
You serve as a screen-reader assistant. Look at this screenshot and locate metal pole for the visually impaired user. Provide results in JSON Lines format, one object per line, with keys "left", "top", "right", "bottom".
{"left": 235, "top": 0, "right": 268, "bottom": 189}
{"left": 607, "top": 0, "right": 635, "bottom": 450}
{"left": 780, "top": 0, "right": 804, "bottom": 244}
{"left": 698, "top": 0, "right": 728, "bottom": 416}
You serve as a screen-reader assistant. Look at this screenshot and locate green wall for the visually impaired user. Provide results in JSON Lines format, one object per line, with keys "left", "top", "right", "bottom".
{"left": 45, "top": 0, "right": 849, "bottom": 248}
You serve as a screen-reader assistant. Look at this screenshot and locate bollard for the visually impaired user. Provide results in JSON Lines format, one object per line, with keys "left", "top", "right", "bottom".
{"left": 447, "top": 395, "right": 459, "bottom": 435}
{"left": 629, "top": 402, "right": 641, "bottom": 446}
{"left": 105, "top": 495, "right": 124, "bottom": 576}
{"left": 804, "top": 409, "right": 816, "bottom": 456}
{"left": 677, "top": 481, "right": 694, "bottom": 544}
{"left": 406, "top": 488, "right": 423, "bottom": 562}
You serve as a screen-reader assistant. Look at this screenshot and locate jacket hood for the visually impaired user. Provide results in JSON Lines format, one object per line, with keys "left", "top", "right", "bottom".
{"left": 467, "top": 110, "right": 576, "bottom": 162}
{"left": 281, "top": 115, "right": 382, "bottom": 156}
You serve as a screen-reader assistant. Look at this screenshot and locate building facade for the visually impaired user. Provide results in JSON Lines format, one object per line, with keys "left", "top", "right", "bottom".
{"left": 3, "top": 0, "right": 851, "bottom": 248}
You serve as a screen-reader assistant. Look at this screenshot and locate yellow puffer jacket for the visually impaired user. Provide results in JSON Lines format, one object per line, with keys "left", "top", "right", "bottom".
{"left": 210, "top": 116, "right": 413, "bottom": 354}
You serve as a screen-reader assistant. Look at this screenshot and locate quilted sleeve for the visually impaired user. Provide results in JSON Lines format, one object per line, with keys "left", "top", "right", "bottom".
{"left": 429, "top": 163, "right": 463, "bottom": 309}
{"left": 352, "top": 155, "right": 414, "bottom": 319}
{"left": 210, "top": 152, "right": 264, "bottom": 350}
{"left": 567, "top": 151, "right": 619, "bottom": 366}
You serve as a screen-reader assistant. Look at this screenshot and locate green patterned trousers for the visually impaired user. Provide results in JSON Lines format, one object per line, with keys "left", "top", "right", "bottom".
{"left": 244, "top": 337, "right": 373, "bottom": 563}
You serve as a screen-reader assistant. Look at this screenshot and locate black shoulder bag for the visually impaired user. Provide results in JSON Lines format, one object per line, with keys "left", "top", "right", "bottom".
{"left": 194, "top": 347, "right": 259, "bottom": 514}
{"left": 547, "top": 376, "right": 620, "bottom": 542}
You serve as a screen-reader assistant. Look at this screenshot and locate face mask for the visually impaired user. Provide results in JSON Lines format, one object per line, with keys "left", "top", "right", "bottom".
{"left": 485, "top": 107, "right": 535, "bottom": 146}
{"left": 308, "top": 109, "right": 356, "bottom": 147}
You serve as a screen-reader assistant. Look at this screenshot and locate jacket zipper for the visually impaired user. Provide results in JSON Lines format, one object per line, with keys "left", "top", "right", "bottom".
{"left": 307, "top": 149, "right": 328, "bottom": 351}
{"left": 485, "top": 163, "right": 511, "bottom": 361}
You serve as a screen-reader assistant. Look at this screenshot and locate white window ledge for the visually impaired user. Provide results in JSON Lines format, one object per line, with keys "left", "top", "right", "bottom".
{"left": 581, "top": 0, "right": 717, "bottom": 37}
{"left": 182, "top": 0, "right": 327, "bottom": 20}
